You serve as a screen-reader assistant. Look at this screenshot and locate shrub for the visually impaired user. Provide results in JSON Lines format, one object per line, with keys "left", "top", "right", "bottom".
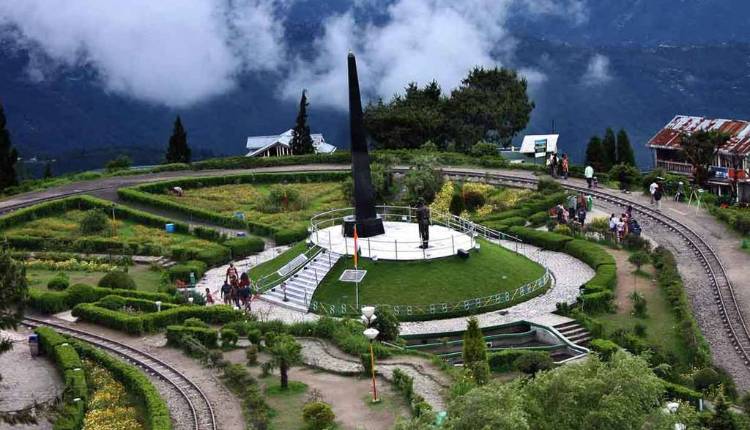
{"left": 693, "top": 367, "right": 721, "bottom": 392}
{"left": 470, "top": 142, "right": 498, "bottom": 157}
{"left": 28, "top": 289, "right": 69, "bottom": 314}
{"left": 184, "top": 317, "right": 209, "bottom": 328}
{"left": 537, "top": 178, "right": 563, "bottom": 194}
{"left": 528, "top": 211, "right": 550, "bottom": 227}
{"left": 507, "top": 226, "right": 573, "bottom": 251}
{"left": 166, "top": 325, "right": 219, "bottom": 349}
{"left": 97, "top": 295, "right": 126, "bottom": 310}
{"left": 48, "top": 272, "right": 70, "bottom": 291}
{"left": 274, "top": 228, "right": 308, "bottom": 245}
{"left": 224, "top": 236, "right": 265, "bottom": 258}
{"left": 589, "top": 339, "right": 619, "bottom": 361}
{"left": 168, "top": 260, "right": 207, "bottom": 282}
{"left": 373, "top": 307, "right": 400, "bottom": 342}
{"left": 628, "top": 251, "right": 650, "bottom": 272}
{"left": 488, "top": 350, "right": 546, "bottom": 373}
{"left": 80, "top": 209, "right": 109, "bottom": 234}
{"left": 630, "top": 291, "right": 648, "bottom": 318}
{"left": 553, "top": 224, "right": 572, "bottom": 236}
{"left": 564, "top": 240, "right": 615, "bottom": 269}
{"left": 246, "top": 345, "right": 259, "bottom": 366}
{"left": 663, "top": 381, "right": 702, "bottom": 406}
{"left": 72, "top": 303, "right": 144, "bottom": 334}
{"left": 585, "top": 264, "right": 617, "bottom": 291}
{"left": 98, "top": 271, "right": 137, "bottom": 290}
{"left": 302, "top": 401, "right": 336, "bottom": 430}
{"left": 513, "top": 350, "right": 553, "bottom": 374}
{"left": 608, "top": 164, "right": 641, "bottom": 190}
{"left": 221, "top": 328, "right": 239, "bottom": 348}
{"left": 247, "top": 329, "right": 262, "bottom": 346}
{"left": 262, "top": 185, "right": 306, "bottom": 213}
{"left": 579, "top": 291, "right": 613, "bottom": 314}
{"left": 634, "top": 322, "right": 647, "bottom": 337}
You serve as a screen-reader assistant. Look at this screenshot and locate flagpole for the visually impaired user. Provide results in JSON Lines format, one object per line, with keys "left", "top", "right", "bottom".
{"left": 354, "top": 225, "right": 359, "bottom": 310}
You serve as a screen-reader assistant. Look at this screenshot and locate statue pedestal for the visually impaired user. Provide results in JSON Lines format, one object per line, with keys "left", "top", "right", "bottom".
{"left": 343, "top": 215, "right": 385, "bottom": 238}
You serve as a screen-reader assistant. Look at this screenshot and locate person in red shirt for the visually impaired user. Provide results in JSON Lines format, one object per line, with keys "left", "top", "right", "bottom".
{"left": 205, "top": 287, "right": 214, "bottom": 305}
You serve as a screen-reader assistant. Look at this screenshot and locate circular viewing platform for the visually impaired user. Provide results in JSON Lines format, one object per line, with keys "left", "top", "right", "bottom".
{"left": 309, "top": 206, "right": 476, "bottom": 261}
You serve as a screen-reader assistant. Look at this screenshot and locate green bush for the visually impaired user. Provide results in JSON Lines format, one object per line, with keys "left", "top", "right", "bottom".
{"left": 501, "top": 216, "right": 526, "bottom": 227}
{"left": 168, "top": 260, "right": 207, "bottom": 282}
{"left": 274, "top": 228, "right": 309, "bottom": 245}
{"left": 53, "top": 344, "right": 83, "bottom": 370}
{"left": 246, "top": 345, "right": 259, "bottom": 365}
{"left": 663, "top": 381, "right": 702, "bottom": 406}
{"left": 513, "top": 350, "right": 553, "bottom": 374}
{"left": 72, "top": 303, "right": 144, "bottom": 334}
{"left": 166, "top": 325, "right": 218, "bottom": 349}
{"left": 221, "top": 328, "right": 239, "bottom": 348}
{"left": 28, "top": 289, "right": 69, "bottom": 314}
{"left": 224, "top": 236, "right": 265, "bottom": 258}
{"left": 184, "top": 317, "right": 210, "bottom": 328}
{"left": 195, "top": 246, "right": 232, "bottom": 266}
{"left": 302, "top": 401, "right": 336, "bottom": 430}
{"left": 537, "top": 178, "right": 563, "bottom": 194}
{"left": 488, "top": 350, "right": 546, "bottom": 373}
{"left": 98, "top": 271, "right": 137, "bottom": 290}
{"left": 589, "top": 338, "right": 619, "bottom": 361}
{"left": 507, "top": 226, "right": 573, "bottom": 251}
{"left": 79, "top": 209, "right": 109, "bottom": 234}
{"left": 693, "top": 367, "right": 721, "bottom": 392}
{"left": 48, "top": 272, "right": 70, "bottom": 291}
{"left": 564, "top": 240, "right": 615, "bottom": 269}
{"left": 528, "top": 211, "right": 550, "bottom": 227}
{"left": 97, "top": 295, "right": 126, "bottom": 310}
{"left": 585, "top": 264, "right": 617, "bottom": 291}
{"left": 579, "top": 291, "right": 614, "bottom": 314}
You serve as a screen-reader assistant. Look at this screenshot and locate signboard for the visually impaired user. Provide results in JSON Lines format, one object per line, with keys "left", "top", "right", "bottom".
{"left": 339, "top": 269, "right": 367, "bottom": 283}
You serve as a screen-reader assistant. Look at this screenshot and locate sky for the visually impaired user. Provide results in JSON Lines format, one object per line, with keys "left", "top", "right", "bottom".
{"left": 0, "top": 0, "right": 599, "bottom": 109}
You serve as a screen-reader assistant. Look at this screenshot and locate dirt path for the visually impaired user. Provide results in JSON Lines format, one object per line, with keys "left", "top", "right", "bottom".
{"left": 224, "top": 349, "right": 411, "bottom": 430}
{"left": 609, "top": 248, "right": 656, "bottom": 315}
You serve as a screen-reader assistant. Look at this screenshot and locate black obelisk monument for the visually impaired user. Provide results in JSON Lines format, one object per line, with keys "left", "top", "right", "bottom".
{"left": 343, "top": 52, "right": 385, "bottom": 238}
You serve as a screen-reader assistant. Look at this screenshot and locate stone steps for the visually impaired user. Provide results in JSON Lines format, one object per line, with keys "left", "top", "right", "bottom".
{"left": 554, "top": 321, "right": 591, "bottom": 347}
{"left": 260, "top": 249, "right": 342, "bottom": 312}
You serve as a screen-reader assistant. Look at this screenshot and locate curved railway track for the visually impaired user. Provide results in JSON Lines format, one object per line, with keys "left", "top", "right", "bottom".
{"left": 22, "top": 317, "right": 217, "bottom": 430}
{"left": 443, "top": 169, "right": 750, "bottom": 367}
{"left": 5, "top": 164, "right": 749, "bottom": 370}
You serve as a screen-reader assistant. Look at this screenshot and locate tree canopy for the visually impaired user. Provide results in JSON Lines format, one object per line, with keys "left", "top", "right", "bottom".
{"left": 616, "top": 129, "right": 636, "bottom": 166}
{"left": 585, "top": 136, "right": 607, "bottom": 172}
{"left": 682, "top": 130, "right": 728, "bottom": 187}
{"left": 0, "top": 249, "right": 29, "bottom": 379}
{"left": 364, "top": 67, "right": 533, "bottom": 153}
{"left": 462, "top": 317, "right": 489, "bottom": 385}
{"left": 268, "top": 333, "right": 302, "bottom": 390}
{"left": 165, "top": 115, "right": 191, "bottom": 164}
{"left": 290, "top": 90, "right": 315, "bottom": 155}
{"left": 0, "top": 102, "right": 18, "bottom": 191}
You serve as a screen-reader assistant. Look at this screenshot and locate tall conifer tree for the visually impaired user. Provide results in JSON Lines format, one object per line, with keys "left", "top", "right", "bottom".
{"left": 601, "top": 127, "right": 617, "bottom": 169}
{"left": 0, "top": 102, "right": 18, "bottom": 191}
{"left": 585, "top": 136, "right": 607, "bottom": 173}
{"left": 165, "top": 116, "right": 191, "bottom": 164}
{"left": 462, "top": 317, "right": 489, "bottom": 384}
{"left": 290, "top": 90, "right": 315, "bottom": 155}
{"left": 616, "top": 129, "right": 636, "bottom": 166}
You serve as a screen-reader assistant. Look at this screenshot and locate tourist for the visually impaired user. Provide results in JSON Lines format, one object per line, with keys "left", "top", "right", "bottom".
{"left": 561, "top": 154, "right": 569, "bottom": 180}
{"left": 675, "top": 181, "right": 685, "bottom": 202}
{"left": 649, "top": 180, "right": 658, "bottom": 205}
{"left": 626, "top": 205, "right": 633, "bottom": 220}
{"left": 629, "top": 218, "right": 642, "bottom": 236}
{"left": 654, "top": 184, "right": 663, "bottom": 210}
{"left": 577, "top": 205, "right": 587, "bottom": 225}
{"left": 239, "top": 273, "right": 251, "bottom": 311}
{"left": 230, "top": 275, "right": 240, "bottom": 308}
{"left": 221, "top": 282, "right": 232, "bottom": 305}
{"left": 225, "top": 262, "right": 238, "bottom": 284}
{"left": 552, "top": 153, "right": 559, "bottom": 177}
{"left": 616, "top": 217, "right": 626, "bottom": 242}
{"left": 556, "top": 203, "right": 566, "bottom": 224}
{"left": 205, "top": 288, "right": 214, "bottom": 305}
{"left": 585, "top": 165, "right": 594, "bottom": 188}
{"left": 566, "top": 193, "right": 577, "bottom": 219}
{"left": 609, "top": 213, "right": 618, "bottom": 238}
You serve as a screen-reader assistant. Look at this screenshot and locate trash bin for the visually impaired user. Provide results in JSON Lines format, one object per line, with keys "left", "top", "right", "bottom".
{"left": 236, "top": 231, "right": 246, "bottom": 237}
{"left": 165, "top": 223, "right": 175, "bottom": 233}
{"left": 29, "top": 334, "right": 39, "bottom": 357}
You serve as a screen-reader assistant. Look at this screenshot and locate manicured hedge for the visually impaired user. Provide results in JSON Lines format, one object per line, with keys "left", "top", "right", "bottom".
{"left": 168, "top": 260, "right": 208, "bottom": 282}
{"left": 528, "top": 211, "right": 550, "bottom": 227}
{"left": 578, "top": 291, "right": 614, "bottom": 314}
{"left": 479, "top": 220, "right": 509, "bottom": 232}
{"left": 273, "top": 227, "right": 309, "bottom": 245}
{"left": 72, "top": 303, "right": 144, "bottom": 334}
{"left": 3, "top": 234, "right": 165, "bottom": 255}
{"left": 488, "top": 349, "right": 552, "bottom": 373}
{"left": 507, "top": 226, "right": 573, "bottom": 251}
{"left": 72, "top": 339, "right": 171, "bottom": 430}
{"left": 563, "top": 239, "right": 616, "bottom": 269}
{"left": 35, "top": 327, "right": 87, "bottom": 430}
{"left": 26, "top": 283, "right": 175, "bottom": 314}
{"left": 28, "top": 289, "right": 69, "bottom": 314}
{"left": 501, "top": 216, "right": 526, "bottom": 227}
{"left": 392, "top": 368, "right": 432, "bottom": 417}
{"left": 225, "top": 236, "right": 265, "bottom": 258}
{"left": 98, "top": 295, "right": 179, "bottom": 312}
{"left": 585, "top": 264, "right": 617, "bottom": 291}
{"left": 166, "top": 325, "right": 219, "bottom": 349}
{"left": 663, "top": 381, "right": 702, "bottom": 405}
{"left": 589, "top": 338, "right": 619, "bottom": 360}
{"left": 652, "top": 247, "right": 711, "bottom": 367}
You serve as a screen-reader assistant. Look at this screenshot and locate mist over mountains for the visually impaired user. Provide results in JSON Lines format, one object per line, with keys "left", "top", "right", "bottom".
{"left": 1, "top": 0, "right": 749, "bottom": 174}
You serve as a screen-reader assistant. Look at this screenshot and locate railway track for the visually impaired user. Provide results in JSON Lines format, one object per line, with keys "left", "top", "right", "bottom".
{"left": 22, "top": 317, "right": 217, "bottom": 430}
{"left": 444, "top": 169, "right": 750, "bottom": 367}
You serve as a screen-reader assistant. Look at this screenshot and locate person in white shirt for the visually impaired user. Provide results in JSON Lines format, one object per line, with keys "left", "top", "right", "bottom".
{"left": 649, "top": 181, "right": 658, "bottom": 205}
{"left": 584, "top": 165, "right": 594, "bottom": 188}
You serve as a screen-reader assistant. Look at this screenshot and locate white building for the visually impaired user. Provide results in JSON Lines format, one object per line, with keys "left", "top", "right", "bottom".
{"left": 245, "top": 129, "right": 337, "bottom": 157}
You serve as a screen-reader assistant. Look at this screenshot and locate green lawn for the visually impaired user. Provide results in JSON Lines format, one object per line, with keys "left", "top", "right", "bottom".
{"left": 27, "top": 266, "right": 164, "bottom": 292}
{"left": 249, "top": 241, "right": 310, "bottom": 281}
{"left": 312, "top": 239, "right": 546, "bottom": 309}
{"left": 1, "top": 209, "right": 222, "bottom": 252}
{"left": 158, "top": 182, "right": 347, "bottom": 233}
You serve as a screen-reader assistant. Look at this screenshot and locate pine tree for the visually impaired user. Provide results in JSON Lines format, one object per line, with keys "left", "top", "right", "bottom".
{"left": 462, "top": 317, "right": 489, "bottom": 384}
{"left": 585, "top": 136, "right": 607, "bottom": 173}
{"left": 708, "top": 389, "right": 738, "bottom": 430}
{"left": 165, "top": 116, "right": 191, "bottom": 164}
{"left": 43, "top": 162, "right": 53, "bottom": 179}
{"left": 290, "top": 91, "right": 315, "bottom": 155}
{"left": 0, "top": 102, "right": 18, "bottom": 191}
{"left": 616, "top": 129, "right": 636, "bottom": 166}
{"left": 601, "top": 127, "right": 617, "bottom": 169}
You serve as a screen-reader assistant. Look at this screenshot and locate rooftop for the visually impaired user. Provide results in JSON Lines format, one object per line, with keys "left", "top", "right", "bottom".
{"left": 647, "top": 115, "right": 750, "bottom": 156}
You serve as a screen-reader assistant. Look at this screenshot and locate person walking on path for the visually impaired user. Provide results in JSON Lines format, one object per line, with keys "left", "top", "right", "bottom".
{"left": 585, "top": 165, "right": 594, "bottom": 188}
{"left": 205, "top": 288, "right": 214, "bottom": 305}
{"left": 576, "top": 205, "right": 587, "bottom": 226}
{"left": 649, "top": 181, "right": 658, "bottom": 205}
{"left": 675, "top": 181, "right": 685, "bottom": 202}
{"left": 225, "top": 262, "right": 238, "bottom": 284}
{"left": 566, "top": 194, "right": 577, "bottom": 219}
{"left": 654, "top": 184, "right": 663, "bottom": 210}
{"left": 561, "top": 154, "right": 569, "bottom": 180}
{"left": 221, "top": 282, "right": 232, "bottom": 305}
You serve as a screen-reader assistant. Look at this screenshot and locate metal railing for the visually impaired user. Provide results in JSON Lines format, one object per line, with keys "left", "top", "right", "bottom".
{"left": 254, "top": 245, "right": 323, "bottom": 294}
{"left": 308, "top": 205, "right": 523, "bottom": 259}
{"left": 307, "top": 269, "right": 550, "bottom": 317}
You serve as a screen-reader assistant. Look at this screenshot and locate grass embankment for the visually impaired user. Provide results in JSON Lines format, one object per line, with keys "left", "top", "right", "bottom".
{"left": 313, "top": 239, "right": 545, "bottom": 308}
{"left": 27, "top": 266, "right": 163, "bottom": 292}
{"left": 159, "top": 182, "right": 347, "bottom": 233}
{"left": 249, "top": 241, "right": 309, "bottom": 281}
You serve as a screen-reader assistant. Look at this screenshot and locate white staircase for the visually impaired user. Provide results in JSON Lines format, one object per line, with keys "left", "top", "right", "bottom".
{"left": 260, "top": 249, "right": 342, "bottom": 312}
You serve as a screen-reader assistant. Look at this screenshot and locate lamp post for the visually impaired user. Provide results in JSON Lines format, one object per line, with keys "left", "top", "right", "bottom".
{"left": 361, "top": 306, "right": 379, "bottom": 403}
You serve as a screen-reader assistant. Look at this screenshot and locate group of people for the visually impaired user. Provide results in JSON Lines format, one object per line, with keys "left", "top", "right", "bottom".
{"left": 204, "top": 262, "right": 255, "bottom": 311}
{"left": 554, "top": 192, "right": 591, "bottom": 226}
{"left": 547, "top": 153, "right": 570, "bottom": 179}
{"left": 609, "top": 206, "right": 642, "bottom": 241}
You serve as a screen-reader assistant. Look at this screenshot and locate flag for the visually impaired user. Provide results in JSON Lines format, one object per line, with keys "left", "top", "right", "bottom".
{"left": 353, "top": 225, "right": 358, "bottom": 269}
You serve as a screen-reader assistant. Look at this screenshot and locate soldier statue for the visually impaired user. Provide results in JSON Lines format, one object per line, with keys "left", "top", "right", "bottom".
{"left": 416, "top": 198, "right": 430, "bottom": 249}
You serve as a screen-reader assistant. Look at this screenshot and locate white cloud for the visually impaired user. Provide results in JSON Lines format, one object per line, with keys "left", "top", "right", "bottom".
{"left": 0, "top": 0, "right": 288, "bottom": 107}
{"left": 281, "top": 0, "right": 588, "bottom": 109}
{"left": 582, "top": 54, "right": 613, "bottom": 85}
